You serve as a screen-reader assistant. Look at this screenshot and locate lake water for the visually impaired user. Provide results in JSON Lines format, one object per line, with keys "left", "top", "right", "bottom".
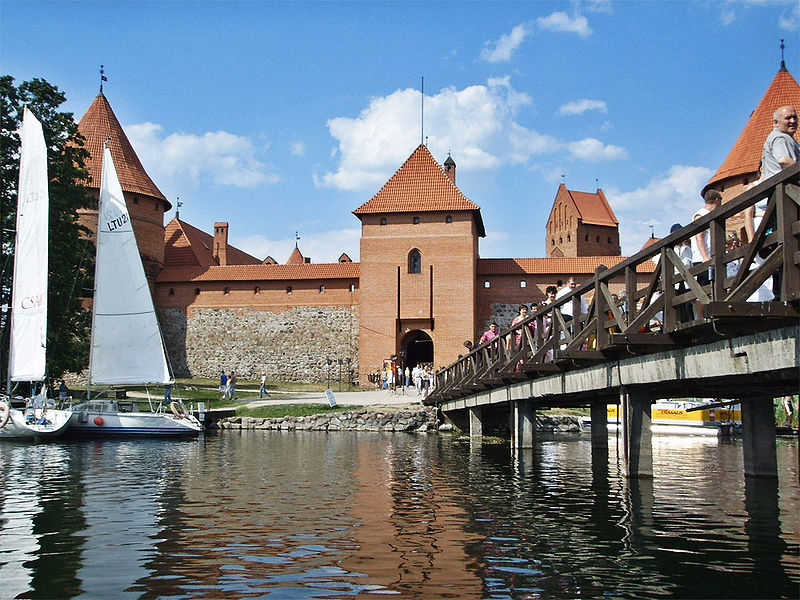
{"left": 0, "top": 431, "right": 797, "bottom": 599}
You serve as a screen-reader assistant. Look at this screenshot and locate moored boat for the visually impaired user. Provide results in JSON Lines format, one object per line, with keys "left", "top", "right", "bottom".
{"left": 66, "top": 144, "right": 200, "bottom": 438}
{"left": 1, "top": 108, "right": 73, "bottom": 441}
{"left": 581, "top": 400, "right": 742, "bottom": 436}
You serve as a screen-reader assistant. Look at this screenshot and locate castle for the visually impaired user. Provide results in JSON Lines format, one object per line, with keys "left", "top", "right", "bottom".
{"left": 74, "top": 61, "right": 799, "bottom": 385}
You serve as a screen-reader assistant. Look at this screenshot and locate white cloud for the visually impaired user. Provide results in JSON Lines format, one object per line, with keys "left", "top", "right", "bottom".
{"left": 126, "top": 122, "right": 279, "bottom": 194}
{"left": 537, "top": 11, "right": 592, "bottom": 37}
{"left": 567, "top": 138, "right": 628, "bottom": 161}
{"left": 779, "top": 2, "right": 799, "bottom": 30}
{"left": 290, "top": 141, "right": 306, "bottom": 156}
{"left": 480, "top": 23, "right": 533, "bottom": 63}
{"left": 720, "top": 9, "right": 736, "bottom": 25}
{"left": 236, "top": 228, "right": 361, "bottom": 263}
{"left": 318, "top": 77, "right": 560, "bottom": 191}
{"left": 558, "top": 99, "right": 608, "bottom": 116}
{"left": 605, "top": 164, "right": 714, "bottom": 255}
{"left": 585, "top": 0, "right": 612, "bottom": 13}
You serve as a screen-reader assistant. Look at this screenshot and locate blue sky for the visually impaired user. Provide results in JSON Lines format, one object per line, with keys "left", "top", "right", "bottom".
{"left": 3, "top": 1, "right": 799, "bottom": 262}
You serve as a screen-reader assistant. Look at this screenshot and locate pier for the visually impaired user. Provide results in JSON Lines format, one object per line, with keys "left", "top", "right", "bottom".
{"left": 428, "top": 164, "right": 800, "bottom": 478}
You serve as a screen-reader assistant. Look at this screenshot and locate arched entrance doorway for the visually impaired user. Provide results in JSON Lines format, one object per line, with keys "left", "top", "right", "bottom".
{"left": 401, "top": 330, "right": 433, "bottom": 368}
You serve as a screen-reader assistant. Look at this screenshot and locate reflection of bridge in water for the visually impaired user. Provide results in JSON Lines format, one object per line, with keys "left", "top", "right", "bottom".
{"left": 428, "top": 163, "right": 800, "bottom": 479}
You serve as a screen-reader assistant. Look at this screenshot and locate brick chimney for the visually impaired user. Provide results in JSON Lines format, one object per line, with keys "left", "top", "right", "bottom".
{"left": 213, "top": 222, "right": 229, "bottom": 266}
{"left": 443, "top": 153, "right": 456, "bottom": 184}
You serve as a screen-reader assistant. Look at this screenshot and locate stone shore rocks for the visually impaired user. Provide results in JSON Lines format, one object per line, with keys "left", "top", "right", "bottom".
{"left": 215, "top": 406, "right": 439, "bottom": 432}
{"left": 214, "top": 407, "right": 584, "bottom": 435}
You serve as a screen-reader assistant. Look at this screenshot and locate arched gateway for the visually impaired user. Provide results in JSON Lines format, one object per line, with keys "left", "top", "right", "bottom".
{"left": 400, "top": 330, "right": 433, "bottom": 368}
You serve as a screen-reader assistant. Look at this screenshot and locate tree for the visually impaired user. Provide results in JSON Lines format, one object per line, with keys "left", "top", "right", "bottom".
{"left": 1, "top": 76, "right": 94, "bottom": 383}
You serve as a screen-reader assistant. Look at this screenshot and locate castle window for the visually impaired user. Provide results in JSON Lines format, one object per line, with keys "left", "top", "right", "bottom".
{"left": 567, "top": 235, "right": 571, "bottom": 242}
{"left": 596, "top": 236, "right": 600, "bottom": 242}
{"left": 484, "top": 281, "right": 491, "bottom": 288}
{"left": 133, "top": 196, "right": 139, "bottom": 205}
{"left": 413, "top": 216, "right": 420, "bottom": 225}
{"left": 607, "top": 237, "right": 612, "bottom": 244}
{"left": 585, "top": 235, "right": 589, "bottom": 241}
{"left": 559, "top": 237, "right": 563, "bottom": 244}
{"left": 319, "top": 284, "right": 326, "bottom": 293}
{"left": 551, "top": 238, "right": 555, "bottom": 246}
{"left": 380, "top": 217, "right": 387, "bottom": 226}
{"left": 446, "top": 215, "right": 452, "bottom": 223}
{"left": 286, "top": 286, "right": 292, "bottom": 294}
{"left": 254, "top": 286, "right": 260, "bottom": 294}
{"left": 409, "top": 249, "right": 422, "bottom": 274}
{"left": 520, "top": 281, "right": 527, "bottom": 288}
{"left": 168, "top": 288, "right": 175, "bottom": 296}
{"left": 194, "top": 288, "right": 200, "bottom": 296}
{"left": 349, "top": 283, "right": 356, "bottom": 292}
{"left": 223, "top": 287, "right": 230, "bottom": 295}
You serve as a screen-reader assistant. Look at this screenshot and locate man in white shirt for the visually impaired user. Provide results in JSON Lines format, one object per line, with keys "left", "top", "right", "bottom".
{"left": 554, "top": 276, "right": 587, "bottom": 322}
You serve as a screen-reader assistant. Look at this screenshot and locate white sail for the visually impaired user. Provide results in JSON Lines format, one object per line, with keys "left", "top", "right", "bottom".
{"left": 8, "top": 107, "right": 49, "bottom": 382}
{"left": 89, "top": 147, "right": 171, "bottom": 385}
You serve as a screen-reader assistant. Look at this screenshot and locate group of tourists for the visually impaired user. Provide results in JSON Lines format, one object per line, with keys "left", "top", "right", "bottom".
{"left": 218, "top": 370, "right": 238, "bottom": 401}
{"left": 371, "top": 363, "right": 434, "bottom": 397}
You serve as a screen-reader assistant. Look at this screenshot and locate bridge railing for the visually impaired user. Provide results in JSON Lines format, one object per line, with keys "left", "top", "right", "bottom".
{"left": 430, "top": 162, "right": 800, "bottom": 403}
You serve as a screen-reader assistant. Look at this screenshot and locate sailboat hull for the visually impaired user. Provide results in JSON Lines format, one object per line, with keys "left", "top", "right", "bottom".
{"left": 0, "top": 405, "right": 73, "bottom": 440}
{"left": 66, "top": 401, "right": 201, "bottom": 437}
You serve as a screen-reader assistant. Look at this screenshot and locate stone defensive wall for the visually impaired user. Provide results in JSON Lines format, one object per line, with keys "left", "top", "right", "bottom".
{"left": 159, "top": 305, "right": 359, "bottom": 382}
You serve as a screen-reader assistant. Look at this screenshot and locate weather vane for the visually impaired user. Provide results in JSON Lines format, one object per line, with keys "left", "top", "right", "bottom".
{"left": 176, "top": 198, "right": 182, "bottom": 219}
{"left": 100, "top": 65, "right": 108, "bottom": 94}
{"left": 295, "top": 231, "right": 300, "bottom": 248}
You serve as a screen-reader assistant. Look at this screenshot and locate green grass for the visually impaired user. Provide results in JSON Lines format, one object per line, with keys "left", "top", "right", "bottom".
{"left": 236, "top": 404, "right": 362, "bottom": 419}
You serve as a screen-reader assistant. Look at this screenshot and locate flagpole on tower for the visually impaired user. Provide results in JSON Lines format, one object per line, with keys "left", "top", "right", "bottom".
{"left": 100, "top": 65, "right": 108, "bottom": 95}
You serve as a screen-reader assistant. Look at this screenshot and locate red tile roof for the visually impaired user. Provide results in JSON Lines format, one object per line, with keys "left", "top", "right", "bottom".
{"left": 156, "top": 262, "right": 359, "bottom": 283}
{"left": 77, "top": 94, "right": 170, "bottom": 209}
{"left": 704, "top": 65, "right": 800, "bottom": 193}
{"left": 550, "top": 184, "right": 618, "bottom": 227}
{"left": 286, "top": 246, "right": 305, "bottom": 265}
{"left": 353, "top": 144, "right": 486, "bottom": 235}
{"left": 640, "top": 236, "right": 660, "bottom": 251}
{"left": 478, "top": 256, "right": 656, "bottom": 275}
{"left": 164, "top": 218, "right": 261, "bottom": 267}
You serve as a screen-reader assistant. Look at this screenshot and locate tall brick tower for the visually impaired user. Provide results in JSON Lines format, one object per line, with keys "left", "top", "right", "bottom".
{"left": 76, "top": 93, "right": 171, "bottom": 281}
{"left": 545, "top": 185, "right": 620, "bottom": 257}
{"left": 353, "top": 145, "right": 485, "bottom": 382}
{"left": 702, "top": 60, "right": 800, "bottom": 240}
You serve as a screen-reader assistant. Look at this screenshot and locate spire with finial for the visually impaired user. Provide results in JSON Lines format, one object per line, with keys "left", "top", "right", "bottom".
{"left": 100, "top": 65, "right": 108, "bottom": 95}
{"left": 649, "top": 225, "right": 655, "bottom": 239}
{"left": 295, "top": 231, "right": 300, "bottom": 248}
{"left": 780, "top": 38, "right": 786, "bottom": 72}
{"left": 176, "top": 198, "right": 182, "bottom": 220}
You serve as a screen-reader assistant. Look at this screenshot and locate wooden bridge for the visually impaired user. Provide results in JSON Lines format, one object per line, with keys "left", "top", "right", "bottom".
{"left": 427, "top": 163, "right": 800, "bottom": 479}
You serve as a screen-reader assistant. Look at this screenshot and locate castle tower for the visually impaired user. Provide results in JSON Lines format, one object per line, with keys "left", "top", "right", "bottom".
{"left": 702, "top": 61, "right": 800, "bottom": 230}
{"left": 544, "top": 184, "right": 619, "bottom": 257}
{"left": 76, "top": 93, "right": 171, "bottom": 281}
{"left": 352, "top": 145, "right": 485, "bottom": 383}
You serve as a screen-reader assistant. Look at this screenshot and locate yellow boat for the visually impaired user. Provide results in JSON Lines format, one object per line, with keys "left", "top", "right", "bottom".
{"left": 604, "top": 401, "right": 742, "bottom": 436}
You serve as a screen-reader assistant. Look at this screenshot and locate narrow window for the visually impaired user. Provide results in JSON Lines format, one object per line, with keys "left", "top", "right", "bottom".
{"left": 349, "top": 283, "right": 356, "bottom": 292}
{"left": 286, "top": 286, "right": 292, "bottom": 294}
{"left": 567, "top": 235, "right": 571, "bottom": 242}
{"left": 194, "top": 288, "right": 200, "bottom": 296}
{"left": 596, "top": 236, "right": 600, "bottom": 242}
{"left": 223, "top": 287, "right": 230, "bottom": 295}
{"left": 409, "top": 249, "right": 421, "bottom": 274}
{"left": 607, "top": 237, "right": 612, "bottom": 244}
{"left": 168, "top": 288, "right": 175, "bottom": 296}
{"left": 380, "top": 217, "right": 387, "bottom": 226}
{"left": 445, "top": 215, "right": 453, "bottom": 223}
{"left": 484, "top": 281, "right": 491, "bottom": 289}
{"left": 413, "top": 216, "right": 420, "bottom": 225}
{"left": 319, "top": 284, "right": 326, "bottom": 293}
{"left": 254, "top": 286, "right": 260, "bottom": 294}
{"left": 520, "top": 281, "right": 527, "bottom": 288}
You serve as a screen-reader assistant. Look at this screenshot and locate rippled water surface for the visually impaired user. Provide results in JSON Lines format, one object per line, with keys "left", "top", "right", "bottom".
{"left": 0, "top": 432, "right": 797, "bottom": 599}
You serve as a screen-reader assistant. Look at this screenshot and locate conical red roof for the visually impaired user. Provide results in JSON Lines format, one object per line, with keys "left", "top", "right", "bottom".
{"left": 77, "top": 94, "right": 170, "bottom": 209}
{"left": 353, "top": 144, "right": 485, "bottom": 235}
{"left": 704, "top": 65, "right": 800, "bottom": 194}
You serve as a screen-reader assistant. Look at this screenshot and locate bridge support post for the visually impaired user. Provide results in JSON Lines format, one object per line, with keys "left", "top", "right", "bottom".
{"left": 590, "top": 400, "right": 608, "bottom": 454}
{"left": 741, "top": 396, "right": 778, "bottom": 478}
{"left": 468, "top": 406, "right": 483, "bottom": 437}
{"left": 512, "top": 400, "right": 536, "bottom": 449}
{"left": 620, "top": 386, "right": 653, "bottom": 478}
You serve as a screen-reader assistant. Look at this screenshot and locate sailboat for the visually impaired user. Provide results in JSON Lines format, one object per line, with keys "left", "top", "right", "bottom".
{"left": 66, "top": 144, "right": 200, "bottom": 437}
{"left": 1, "top": 107, "right": 73, "bottom": 440}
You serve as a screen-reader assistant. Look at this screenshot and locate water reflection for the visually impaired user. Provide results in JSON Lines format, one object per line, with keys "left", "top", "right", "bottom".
{"left": 0, "top": 433, "right": 797, "bottom": 599}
